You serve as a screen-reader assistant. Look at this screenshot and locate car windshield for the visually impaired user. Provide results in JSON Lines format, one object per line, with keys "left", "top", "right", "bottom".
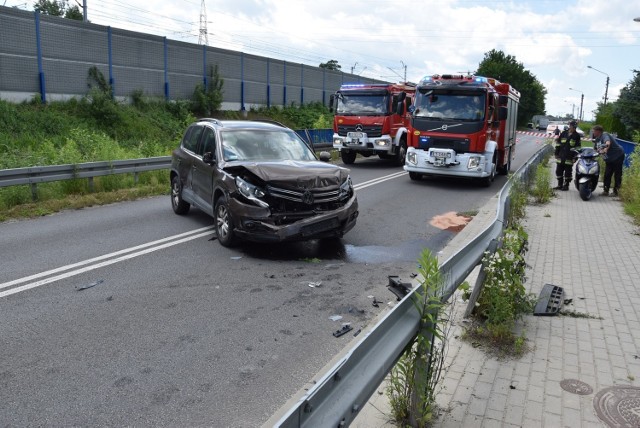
{"left": 336, "top": 93, "right": 389, "bottom": 115}
{"left": 221, "top": 129, "right": 316, "bottom": 162}
{"left": 414, "top": 91, "right": 485, "bottom": 121}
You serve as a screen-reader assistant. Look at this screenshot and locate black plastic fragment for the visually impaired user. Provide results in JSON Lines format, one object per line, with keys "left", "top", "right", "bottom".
{"left": 333, "top": 325, "right": 353, "bottom": 337}
{"left": 387, "top": 276, "right": 412, "bottom": 301}
{"left": 77, "top": 279, "right": 104, "bottom": 291}
{"left": 534, "top": 283, "right": 564, "bottom": 316}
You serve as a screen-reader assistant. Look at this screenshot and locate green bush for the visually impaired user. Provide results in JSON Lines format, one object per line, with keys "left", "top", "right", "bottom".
{"left": 475, "top": 226, "right": 536, "bottom": 332}
{"left": 530, "top": 162, "right": 553, "bottom": 203}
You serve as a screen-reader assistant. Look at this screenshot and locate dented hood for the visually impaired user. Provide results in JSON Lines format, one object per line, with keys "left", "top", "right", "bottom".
{"left": 227, "top": 160, "right": 349, "bottom": 188}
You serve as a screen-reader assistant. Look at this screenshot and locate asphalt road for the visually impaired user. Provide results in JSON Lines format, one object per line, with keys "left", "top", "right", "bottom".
{"left": 0, "top": 133, "right": 546, "bottom": 427}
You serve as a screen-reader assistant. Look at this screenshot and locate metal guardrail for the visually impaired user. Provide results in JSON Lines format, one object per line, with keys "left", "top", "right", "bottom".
{"left": 0, "top": 157, "right": 172, "bottom": 188}
{"left": 272, "top": 144, "right": 553, "bottom": 427}
{"left": 0, "top": 156, "right": 173, "bottom": 200}
{"left": 0, "top": 131, "right": 335, "bottom": 199}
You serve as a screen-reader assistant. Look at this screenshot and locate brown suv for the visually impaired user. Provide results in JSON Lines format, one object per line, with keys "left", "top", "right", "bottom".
{"left": 170, "top": 119, "right": 359, "bottom": 247}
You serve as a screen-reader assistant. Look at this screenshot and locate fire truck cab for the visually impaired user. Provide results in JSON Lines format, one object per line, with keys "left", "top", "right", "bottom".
{"left": 404, "top": 74, "right": 520, "bottom": 186}
{"left": 330, "top": 82, "right": 416, "bottom": 166}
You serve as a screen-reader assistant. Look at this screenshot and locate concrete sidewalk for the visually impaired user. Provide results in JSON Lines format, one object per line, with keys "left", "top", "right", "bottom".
{"left": 354, "top": 167, "right": 640, "bottom": 427}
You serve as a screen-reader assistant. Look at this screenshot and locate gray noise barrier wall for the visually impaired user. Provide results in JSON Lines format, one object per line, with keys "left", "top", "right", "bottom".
{"left": 0, "top": 5, "right": 385, "bottom": 106}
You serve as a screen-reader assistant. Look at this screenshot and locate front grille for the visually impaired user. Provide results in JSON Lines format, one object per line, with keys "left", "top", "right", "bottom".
{"left": 419, "top": 137, "right": 470, "bottom": 153}
{"left": 337, "top": 125, "right": 382, "bottom": 137}
{"left": 266, "top": 185, "right": 342, "bottom": 204}
{"left": 265, "top": 184, "right": 352, "bottom": 225}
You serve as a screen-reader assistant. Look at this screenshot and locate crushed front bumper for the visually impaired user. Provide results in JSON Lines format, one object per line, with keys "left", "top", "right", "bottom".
{"left": 228, "top": 195, "right": 359, "bottom": 243}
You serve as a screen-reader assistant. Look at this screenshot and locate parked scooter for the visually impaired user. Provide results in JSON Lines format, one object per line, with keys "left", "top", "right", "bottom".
{"left": 573, "top": 147, "right": 600, "bottom": 201}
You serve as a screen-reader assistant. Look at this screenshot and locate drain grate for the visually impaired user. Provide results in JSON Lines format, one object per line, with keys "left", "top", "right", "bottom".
{"left": 533, "top": 283, "right": 564, "bottom": 316}
{"left": 560, "top": 379, "right": 593, "bottom": 395}
{"left": 594, "top": 385, "right": 640, "bottom": 428}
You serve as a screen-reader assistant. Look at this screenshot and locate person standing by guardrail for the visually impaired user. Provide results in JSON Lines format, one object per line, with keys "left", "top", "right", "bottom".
{"left": 593, "top": 124, "right": 625, "bottom": 196}
{"left": 554, "top": 120, "right": 581, "bottom": 191}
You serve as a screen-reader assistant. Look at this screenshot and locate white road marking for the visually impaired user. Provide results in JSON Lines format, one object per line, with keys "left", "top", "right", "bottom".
{"left": 354, "top": 171, "right": 407, "bottom": 190}
{"left": 1, "top": 171, "right": 407, "bottom": 299}
{"left": 0, "top": 227, "right": 214, "bottom": 298}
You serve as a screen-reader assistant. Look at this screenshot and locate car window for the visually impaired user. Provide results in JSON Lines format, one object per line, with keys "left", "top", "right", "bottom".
{"left": 221, "top": 130, "right": 315, "bottom": 162}
{"left": 183, "top": 125, "right": 203, "bottom": 153}
{"left": 198, "top": 127, "right": 217, "bottom": 156}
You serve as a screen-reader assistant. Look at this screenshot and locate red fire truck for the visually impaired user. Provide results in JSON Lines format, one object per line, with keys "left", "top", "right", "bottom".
{"left": 404, "top": 74, "right": 520, "bottom": 186}
{"left": 330, "top": 82, "right": 416, "bottom": 165}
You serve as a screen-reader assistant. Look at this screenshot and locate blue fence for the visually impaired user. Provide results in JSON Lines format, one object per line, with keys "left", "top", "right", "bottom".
{"left": 295, "top": 128, "right": 333, "bottom": 149}
{"left": 617, "top": 138, "right": 638, "bottom": 168}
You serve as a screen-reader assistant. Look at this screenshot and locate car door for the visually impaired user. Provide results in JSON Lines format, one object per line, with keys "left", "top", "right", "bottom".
{"left": 191, "top": 127, "right": 217, "bottom": 215}
{"left": 174, "top": 125, "right": 204, "bottom": 201}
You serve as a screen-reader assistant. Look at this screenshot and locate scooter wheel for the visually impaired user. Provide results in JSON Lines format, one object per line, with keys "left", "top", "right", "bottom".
{"left": 579, "top": 182, "right": 592, "bottom": 201}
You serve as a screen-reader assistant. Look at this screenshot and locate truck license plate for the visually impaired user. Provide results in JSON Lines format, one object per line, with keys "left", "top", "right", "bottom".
{"left": 347, "top": 132, "right": 363, "bottom": 139}
{"left": 432, "top": 151, "right": 449, "bottom": 158}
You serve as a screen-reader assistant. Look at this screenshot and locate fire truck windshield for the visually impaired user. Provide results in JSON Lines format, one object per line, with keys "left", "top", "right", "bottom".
{"left": 336, "top": 93, "right": 389, "bottom": 115}
{"left": 414, "top": 91, "right": 485, "bottom": 121}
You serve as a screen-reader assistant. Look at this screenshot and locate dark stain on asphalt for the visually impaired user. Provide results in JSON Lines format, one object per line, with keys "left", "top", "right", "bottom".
{"left": 239, "top": 230, "right": 454, "bottom": 264}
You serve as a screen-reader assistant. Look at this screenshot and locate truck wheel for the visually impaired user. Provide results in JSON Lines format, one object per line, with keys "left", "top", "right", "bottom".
{"left": 394, "top": 142, "right": 407, "bottom": 167}
{"left": 341, "top": 150, "right": 357, "bottom": 165}
{"left": 497, "top": 147, "right": 511, "bottom": 175}
{"left": 409, "top": 172, "right": 422, "bottom": 181}
{"left": 481, "top": 154, "right": 497, "bottom": 187}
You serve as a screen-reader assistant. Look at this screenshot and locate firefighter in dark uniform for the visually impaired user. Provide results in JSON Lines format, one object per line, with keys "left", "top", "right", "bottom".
{"left": 554, "top": 120, "right": 581, "bottom": 191}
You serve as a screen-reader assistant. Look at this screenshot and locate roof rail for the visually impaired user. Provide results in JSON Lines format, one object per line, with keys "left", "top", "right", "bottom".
{"left": 252, "top": 119, "right": 287, "bottom": 128}
{"left": 198, "top": 117, "right": 222, "bottom": 126}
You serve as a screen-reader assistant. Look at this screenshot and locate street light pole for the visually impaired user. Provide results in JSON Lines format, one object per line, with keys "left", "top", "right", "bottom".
{"left": 568, "top": 88, "right": 584, "bottom": 121}
{"left": 587, "top": 65, "right": 609, "bottom": 105}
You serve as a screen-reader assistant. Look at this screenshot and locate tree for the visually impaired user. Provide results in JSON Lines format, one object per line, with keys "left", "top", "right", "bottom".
{"left": 594, "top": 102, "right": 627, "bottom": 139}
{"left": 475, "top": 50, "right": 547, "bottom": 127}
{"left": 33, "top": 0, "right": 83, "bottom": 21}
{"left": 319, "top": 60, "right": 341, "bottom": 71}
{"left": 192, "top": 64, "right": 224, "bottom": 116}
{"left": 613, "top": 69, "right": 640, "bottom": 139}
{"left": 64, "top": 4, "right": 83, "bottom": 20}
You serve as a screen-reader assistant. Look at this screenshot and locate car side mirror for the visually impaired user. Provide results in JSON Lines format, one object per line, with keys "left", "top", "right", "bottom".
{"left": 203, "top": 152, "right": 215, "bottom": 164}
{"left": 318, "top": 151, "right": 332, "bottom": 162}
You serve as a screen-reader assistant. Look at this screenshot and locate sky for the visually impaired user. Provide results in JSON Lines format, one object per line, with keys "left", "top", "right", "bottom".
{"left": 5, "top": 0, "right": 639, "bottom": 122}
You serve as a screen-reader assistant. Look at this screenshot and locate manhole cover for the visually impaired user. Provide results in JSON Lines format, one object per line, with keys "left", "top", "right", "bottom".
{"left": 560, "top": 379, "right": 594, "bottom": 395}
{"left": 594, "top": 385, "right": 640, "bottom": 427}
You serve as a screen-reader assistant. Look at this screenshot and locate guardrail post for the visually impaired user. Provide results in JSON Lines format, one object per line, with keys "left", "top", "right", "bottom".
{"left": 134, "top": 172, "right": 139, "bottom": 185}
{"left": 30, "top": 183, "right": 38, "bottom": 201}
{"left": 463, "top": 238, "right": 500, "bottom": 318}
{"left": 88, "top": 177, "right": 94, "bottom": 193}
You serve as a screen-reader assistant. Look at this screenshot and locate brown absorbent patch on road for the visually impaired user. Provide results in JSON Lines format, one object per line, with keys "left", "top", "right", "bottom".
{"left": 430, "top": 211, "right": 472, "bottom": 233}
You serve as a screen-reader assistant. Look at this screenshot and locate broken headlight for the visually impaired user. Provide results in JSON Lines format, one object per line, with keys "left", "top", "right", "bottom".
{"left": 339, "top": 175, "right": 353, "bottom": 199}
{"left": 235, "top": 176, "right": 269, "bottom": 208}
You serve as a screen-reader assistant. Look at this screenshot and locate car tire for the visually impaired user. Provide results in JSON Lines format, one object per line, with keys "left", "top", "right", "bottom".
{"left": 341, "top": 150, "right": 357, "bottom": 165}
{"left": 409, "top": 172, "right": 422, "bottom": 181}
{"left": 171, "top": 175, "right": 190, "bottom": 215}
{"left": 215, "top": 194, "right": 236, "bottom": 247}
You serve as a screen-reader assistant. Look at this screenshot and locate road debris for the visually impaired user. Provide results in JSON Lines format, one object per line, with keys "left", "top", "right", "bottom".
{"left": 333, "top": 324, "right": 353, "bottom": 337}
{"left": 77, "top": 279, "right": 104, "bottom": 291}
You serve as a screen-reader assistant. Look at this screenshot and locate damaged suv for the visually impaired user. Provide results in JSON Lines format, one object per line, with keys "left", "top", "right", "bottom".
{"left": 170, "top": 119, "right": 359, "bottom": 247}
